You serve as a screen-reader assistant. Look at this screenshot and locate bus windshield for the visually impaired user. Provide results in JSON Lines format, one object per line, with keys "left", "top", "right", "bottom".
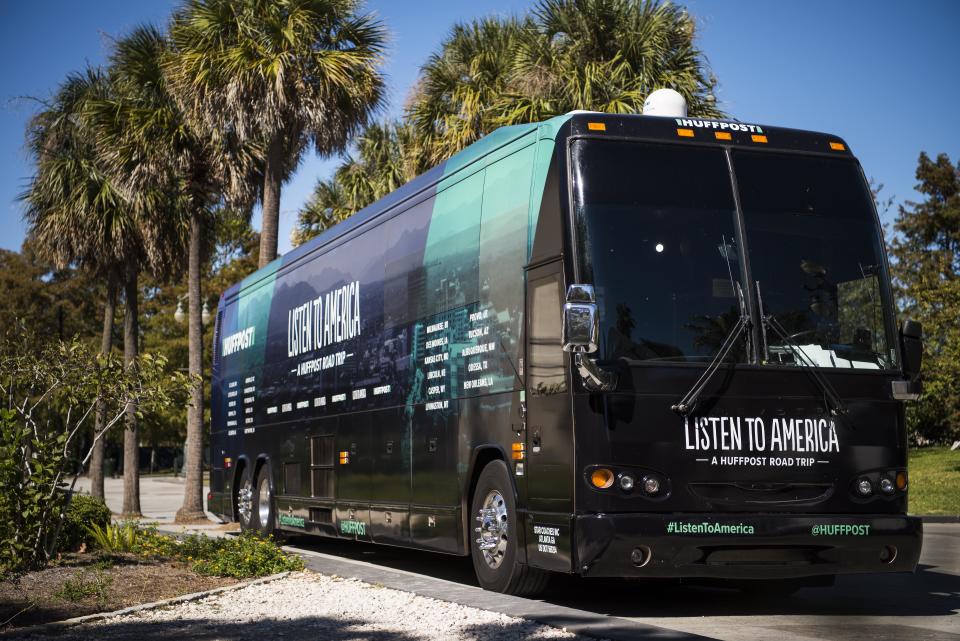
{"left": 733, "top": 151, "right": 896, "bottom": 370}
{"left": 571, "top": 139, "right": 897, "bottom": 369}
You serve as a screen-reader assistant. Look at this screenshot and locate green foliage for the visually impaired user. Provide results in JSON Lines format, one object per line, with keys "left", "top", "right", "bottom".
{"left": 134, "top": 528, "right": 303, "bottom": 578}
{"left": 0, "top": 330, "right": 190, "bottom": 576}
{"left": 55, "top": 567, "right": 113, "bottom": 605}
{"left": 84, "top": 521, "right": 140, "bottom": 554}
{"left": 189, "top": 533, "right": 304, "bottom": 578}
{"left": 908, "top": 447, "right": 960, "bottom": 515}
{"left": 60, "top": 495, "right": 112, "bottom": 552}
{"left": 295, "top": 0, "right": 723, "bottom": 245}
{"left": 889, "top": 153, "right": 960, "bottom": 444}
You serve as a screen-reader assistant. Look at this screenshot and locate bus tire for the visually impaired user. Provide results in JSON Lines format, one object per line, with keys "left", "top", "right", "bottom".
{"left": 236, "top": 465, "right": 256, "bottom": 532}
{"left": 252, "top": 464, "right": 276, "bottom": 537}
{"left": 470, "top": 460, "right": 549, "bottom": 596}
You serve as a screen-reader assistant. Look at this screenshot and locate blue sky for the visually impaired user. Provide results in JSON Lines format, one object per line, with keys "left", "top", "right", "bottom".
{"left": 1, "top": 0, "right": 958, "bottom": 256}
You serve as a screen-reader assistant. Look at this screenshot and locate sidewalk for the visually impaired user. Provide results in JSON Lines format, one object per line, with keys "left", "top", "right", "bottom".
{"left": 73, "top": 475, "right": 230, "bottom": 537}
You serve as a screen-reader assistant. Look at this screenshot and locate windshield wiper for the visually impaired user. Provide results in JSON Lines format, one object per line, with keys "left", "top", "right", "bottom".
{"left": 755, "top": 282, "right": 848, "bottom": 417}
{"left": 671, "top": 282, "right": 751, "bottom": 417}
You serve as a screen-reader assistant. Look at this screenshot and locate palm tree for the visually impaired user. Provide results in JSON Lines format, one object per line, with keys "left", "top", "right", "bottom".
{"left": 21, "top": 69, "right": 164, "bottom": 510}
{"left": 87, "top": 25, "right": 230, "bottom": 522}
{"left": 408, "top": 17, "right": 528, "bottom": 166}
{"left": 292, "top": 121, "right": 424, "bottom": 246}
{"left": 498, "top": 0, "right": 722, "bottom": 124}
{"left": 165, "top": 0, "right": 388, "bottom": 267}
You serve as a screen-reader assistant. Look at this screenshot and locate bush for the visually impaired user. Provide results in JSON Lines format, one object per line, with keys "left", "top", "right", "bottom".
{"left": 84, "top": 521, "right": 139, "bottom": 554}
{"left": 190, "top": 534, "right": 304, "bottom": 578}
{"left": 60, "top": 494, "right": 112, "bottom": 552}
{"left": 132, "top": 528, "right": 303, "bottom": 578}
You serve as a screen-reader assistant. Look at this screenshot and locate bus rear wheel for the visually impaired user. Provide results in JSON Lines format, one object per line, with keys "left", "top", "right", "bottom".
{"left": 252, "top": 465, "right": 276, "bottom": 537}
{"left": 470, "top": 460, "right": 549, "bottom": 596}
{"left": 236, "top": 467, "right": 255, "bottom": 532}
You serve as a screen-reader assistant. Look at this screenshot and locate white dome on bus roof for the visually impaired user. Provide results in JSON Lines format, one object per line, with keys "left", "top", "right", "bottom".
{"left": 642, "top": 88, "right": 687, "bottom": 117}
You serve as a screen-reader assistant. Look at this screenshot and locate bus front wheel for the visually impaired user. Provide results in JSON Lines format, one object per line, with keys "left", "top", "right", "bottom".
{"left": 470, "top": 460, "right": 549, "bottom": 596}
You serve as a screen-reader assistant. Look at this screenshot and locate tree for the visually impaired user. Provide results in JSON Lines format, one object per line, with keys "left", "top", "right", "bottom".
{"left": 292, "top": 121, "right": 423, "bottom": 244}
{"left": 166, "top": 0, "right": 388, "bottom": 267}
{"left": 87, "top": 25, "right": 231, "bottom": 522}
{"left": 21, "top": 69, "right": 149, "bottom": 502}
{"left": 0, "top": 327, "right": 188, "bottom": 575}
{"left": 408, "top": 17, "right": 528, "bottom": 166}
{"left": 889, "top": 153, "right": 960, "bottom": 444}
{"left": 296, "top": 0, "right": 722, "bottom": 245}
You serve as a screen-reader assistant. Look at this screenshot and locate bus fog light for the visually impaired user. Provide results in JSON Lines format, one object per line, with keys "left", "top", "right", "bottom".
{"left": 856, "top": 478, "right": 873, "bottom": 496}
{"left": 642, "top": 475, "right": 661, "bottom": 495}
{"left": 879, "top": 477, "right": 895, "bottom": 494}
{"left": 591, "top": 468, "right": 614, "bottom": 489}
{"left": 619, "top": 474, "right": 635, "bottom": 491}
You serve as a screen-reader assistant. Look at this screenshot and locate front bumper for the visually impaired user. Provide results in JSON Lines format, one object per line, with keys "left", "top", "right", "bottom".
{"left": 575, "top": 513, "right": 922, "bottom": 579}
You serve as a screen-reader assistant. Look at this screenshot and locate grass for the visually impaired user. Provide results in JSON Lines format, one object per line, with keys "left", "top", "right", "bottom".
{"left": 908, "top": 447, "right": 960, "bottom": 516}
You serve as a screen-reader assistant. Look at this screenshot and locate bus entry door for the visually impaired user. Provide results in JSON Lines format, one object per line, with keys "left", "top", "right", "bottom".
{"left": 523, "top": 262, "right": 574, "bottom": 571}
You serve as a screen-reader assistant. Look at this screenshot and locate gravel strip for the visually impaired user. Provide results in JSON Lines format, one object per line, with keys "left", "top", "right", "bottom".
{"left": 13, "top": 572, "right": 600, "bottom": 641}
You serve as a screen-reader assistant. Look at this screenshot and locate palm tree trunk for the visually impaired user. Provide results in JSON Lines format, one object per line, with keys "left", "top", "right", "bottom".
{"left": 90, "top": 272, "right": 117, "bottom": 501}
{"left": 258, "top": 138, "right": 283, "bottom": 267}
{"left": 177, "top": 211, "right": 206, "bottom": 522}
{"left": 121, "top": 259, "right": 141, "bottom": 517}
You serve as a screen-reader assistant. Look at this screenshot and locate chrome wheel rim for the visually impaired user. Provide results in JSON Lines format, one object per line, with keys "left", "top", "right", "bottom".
{"left": 237, "top": 480, "right": 253, "bottom": 527}
{"left": 257, "top": 476, "right": 271, "bottom": 526}
{"left": 474, "top": 490, "right": 509, "bottom": 569}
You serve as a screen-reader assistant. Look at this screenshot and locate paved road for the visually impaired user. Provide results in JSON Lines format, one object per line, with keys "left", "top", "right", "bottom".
{"left": 72, "top": 476, "right": 224, "bottom": 534}
{"left": 284, "top": 523, "right": 960, "bottom": 641}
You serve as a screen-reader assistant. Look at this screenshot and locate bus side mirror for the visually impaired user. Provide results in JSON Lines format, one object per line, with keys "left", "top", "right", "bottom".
{"left": 562, "top": 284, "right": 599, "bottom": 353}
{"left": 900, "top": 319, "right": 923, "bottom": 382}
{"left": 892, "top": 320, "right": 923, "bottom": 401}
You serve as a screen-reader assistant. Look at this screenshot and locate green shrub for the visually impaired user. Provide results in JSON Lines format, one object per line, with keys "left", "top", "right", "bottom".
{"left": 84, "top": 521, "right": 139, "bottom": 554}
{"left": 190, "top": 534, "right": 303, "bottom": 578}
{"left": 132, "top": 528, "right": 303, "bottom": 578}
{"left": 55, "top": 567, "right": 112, "bottom": 604}
{"left": 60, "top": 494, "right": 112, "bottom": 552}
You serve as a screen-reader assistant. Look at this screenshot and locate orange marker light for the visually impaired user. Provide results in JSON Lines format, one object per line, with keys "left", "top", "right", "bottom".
{"left": 829, "top": 141, "right": 846, "bottom": 151}
{"left": 714, "top": 131, "right": 732, "bottom": 141}
{"left": 677, "top": 128, "right": 695, "bottom": 138}
{"left": 587, "top": 122, "right": 606, "bottom": 131}
{"left": 511, "top": 442, "right": 525, "bottom": 460}
{"left": 751, "top": 134, "right": 768, "bottom": 144}
{"left": 339, "top": 451, "right": 350, "bottom": 464}
{"left": 224, "top": 457, "right": 232, "bottom": 468}
{"left": 896, "top": 470, "right": 908, "bottom": 491}
{"left": 590, "top": 468, "right": 615, "bottom": 489}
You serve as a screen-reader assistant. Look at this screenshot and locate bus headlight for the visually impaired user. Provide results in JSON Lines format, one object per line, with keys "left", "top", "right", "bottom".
{"left": 619, "top": 474, "right": 635, "bottom": 492}
{"left": 856, "top": 477, "right": 873, "bottom": 496}
{"left": 642, "top": 475, "right": 661, "bottom": 495}
{"left": 879, "top": 477, "right": 895, "bottom": 494}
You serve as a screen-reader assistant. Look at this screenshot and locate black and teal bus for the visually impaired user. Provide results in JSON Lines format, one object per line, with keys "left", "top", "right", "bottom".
{"left": 208, "top": 109, "right": 924, "bottom": 595}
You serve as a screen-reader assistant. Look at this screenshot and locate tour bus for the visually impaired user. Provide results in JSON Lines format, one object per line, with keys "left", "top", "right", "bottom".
{"left": 208, "top": 92, "right": 924, "bottom": 595}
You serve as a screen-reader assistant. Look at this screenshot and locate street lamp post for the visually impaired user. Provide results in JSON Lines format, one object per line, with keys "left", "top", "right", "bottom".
{"left": 173, "top": 294, "right": 210, "bottom": 478}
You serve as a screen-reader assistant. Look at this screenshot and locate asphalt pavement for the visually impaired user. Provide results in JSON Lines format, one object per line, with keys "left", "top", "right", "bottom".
{"left": 78, "top": 476, "right": 960, "bottom": 640}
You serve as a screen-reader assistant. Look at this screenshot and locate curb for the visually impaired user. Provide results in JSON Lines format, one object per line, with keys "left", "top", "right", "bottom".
{"left": 2, "top": 571, "right": 291, "bottom": 638}
{"left": 919, "top": 515, "right": 960, "bottom": 523}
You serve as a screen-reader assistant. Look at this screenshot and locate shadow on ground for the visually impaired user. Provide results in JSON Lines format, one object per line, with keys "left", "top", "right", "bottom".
{"left": 8, "top": 615, "right": 607, "bottom": 640}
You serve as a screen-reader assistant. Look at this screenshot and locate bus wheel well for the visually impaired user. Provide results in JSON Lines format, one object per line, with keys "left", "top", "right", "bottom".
{"left": 231, "top": 458, "right": 248, "bottom": 520}
{"left": 465, "top": 447, "right": 509, "bottom": 530}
